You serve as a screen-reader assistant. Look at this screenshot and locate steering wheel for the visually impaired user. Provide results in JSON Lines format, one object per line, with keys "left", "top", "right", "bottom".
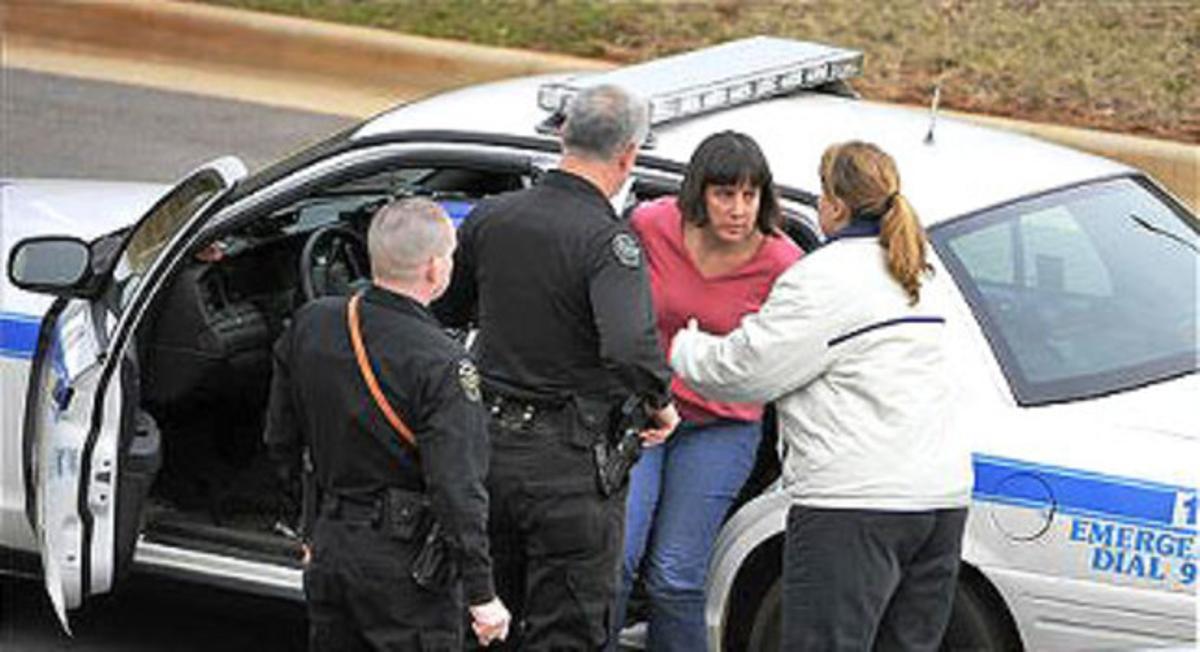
{"left": 299, "top": 225, "right": 371, "bottom": 302}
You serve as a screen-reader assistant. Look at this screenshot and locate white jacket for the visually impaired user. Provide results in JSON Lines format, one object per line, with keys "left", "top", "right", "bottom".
{"left": 670, "top": 232, "right": 973, "bottom": 511}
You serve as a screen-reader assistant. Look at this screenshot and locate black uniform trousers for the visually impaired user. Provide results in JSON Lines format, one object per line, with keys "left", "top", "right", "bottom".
{"left": 483, "top": 406, "right": 626, "bottom": 651}
{"left": 782, "top": 505, "right": 968, "bottom": 652}
{"left": 304, "top": 507, "right": 463, "bottom": 652}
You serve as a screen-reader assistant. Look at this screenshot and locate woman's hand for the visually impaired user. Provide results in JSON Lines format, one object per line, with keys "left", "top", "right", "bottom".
{"left": 640, "top": 402, "right": 680, "bottom": 447}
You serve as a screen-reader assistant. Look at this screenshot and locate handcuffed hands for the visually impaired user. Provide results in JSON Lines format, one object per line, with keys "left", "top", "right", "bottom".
{"left": 469, "top": 597, "right": 511, "bottom": 647}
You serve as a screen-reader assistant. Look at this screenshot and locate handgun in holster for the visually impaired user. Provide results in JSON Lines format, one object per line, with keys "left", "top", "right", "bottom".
{"left": 594, "top": 395, "right": 650, "bottom": 497}
{"left": 379, "top": 488, "right": 458, "bottom": 592}
{"left": 411, "top": 520, "right": 458, "bottom": 591}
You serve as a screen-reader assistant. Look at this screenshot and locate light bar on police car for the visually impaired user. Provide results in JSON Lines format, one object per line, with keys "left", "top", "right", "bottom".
{"left": 537, "top": 36, "right": 863, "bottom": 127}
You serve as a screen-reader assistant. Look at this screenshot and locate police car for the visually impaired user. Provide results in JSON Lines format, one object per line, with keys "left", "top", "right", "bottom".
{"left": 2, "top": 37, "right": 1196, "bottom": 649}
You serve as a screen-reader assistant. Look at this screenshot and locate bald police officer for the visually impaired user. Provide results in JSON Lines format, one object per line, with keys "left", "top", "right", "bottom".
{"left": 436, "top": 85, "right": 680, "bottom": 650}
{"left": 266, "top": 198, "right": 511, "bottom": 650}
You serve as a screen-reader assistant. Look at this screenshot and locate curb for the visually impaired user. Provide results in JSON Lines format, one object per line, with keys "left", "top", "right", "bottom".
{"left": 3, "top": 0, "right": 1195, "bottom": 209}
{"left": 1, "top": 0, "right": 610, "bottom": 95}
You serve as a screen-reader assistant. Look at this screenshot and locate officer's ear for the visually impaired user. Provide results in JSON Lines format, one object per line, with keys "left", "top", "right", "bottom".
{"left": 425, "top": 252, "right": 451, "bottom": 288}
{"left": 427, "top": 255, "right": 440, "bottom": 278}
{"left": 616, "top": 142, "right": 638, "bottom": 175}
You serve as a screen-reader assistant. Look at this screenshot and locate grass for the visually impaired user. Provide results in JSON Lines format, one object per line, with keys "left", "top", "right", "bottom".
{"left": 194, "top": 0, "right": 1199, "bottom": 143}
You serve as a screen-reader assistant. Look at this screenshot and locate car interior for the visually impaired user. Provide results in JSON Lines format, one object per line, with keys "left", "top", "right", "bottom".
{"left": 126, "top": 160, "right": 820, "bottom": 570}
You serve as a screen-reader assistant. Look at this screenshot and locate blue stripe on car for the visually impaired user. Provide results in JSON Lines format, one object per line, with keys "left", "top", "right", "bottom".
{"left": 973, "top": 454, "right": 1192, "bottom": 534}
{"left": 0, "top": 312, "right": 40, "bottom": 360}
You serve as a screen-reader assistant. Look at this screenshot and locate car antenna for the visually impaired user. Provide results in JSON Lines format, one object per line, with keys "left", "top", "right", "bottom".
{"left": 924, "top": 82, "right": 941, "bottom": 145}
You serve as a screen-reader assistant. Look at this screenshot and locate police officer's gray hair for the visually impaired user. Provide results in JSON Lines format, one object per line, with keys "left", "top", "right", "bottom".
{"left": 561, "top": 84, "right": 649, "bottom": 162}
{"left": 368, "top": 197, "right": 453, "bottom": 283}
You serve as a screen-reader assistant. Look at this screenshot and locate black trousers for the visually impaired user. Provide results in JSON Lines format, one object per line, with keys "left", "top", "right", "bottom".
{"left": 482, "top": 410, "right": 625, "bottom": 651}
{"left": 304, "top": 515, "right": 463, "bottom": 652}
{"left": 782, "top": 505, "right": 968, "bottom": 652}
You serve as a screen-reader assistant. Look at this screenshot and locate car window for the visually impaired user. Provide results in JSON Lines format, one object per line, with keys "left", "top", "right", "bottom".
{"left": 931, "top": 175, "right": 1198, "bottom": 405}
{"left": 261, "top": 166, "right": 526, "bottom": 237}
{"left": 113, "top": 169, "right": 228, "bottom": 314}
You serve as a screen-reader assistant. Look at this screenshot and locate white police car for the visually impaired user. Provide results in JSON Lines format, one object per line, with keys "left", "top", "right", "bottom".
{"left": 2, "top": 37, "right": 1196, "bottom": 649}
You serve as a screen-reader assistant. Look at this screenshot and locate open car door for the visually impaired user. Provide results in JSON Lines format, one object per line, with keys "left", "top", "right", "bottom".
{"left": 12, "top": 158, "right": 247, "bottom": 631}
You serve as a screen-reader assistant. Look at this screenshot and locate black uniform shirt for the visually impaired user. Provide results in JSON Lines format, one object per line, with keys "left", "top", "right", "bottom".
{"left": 436, "top": 169, "right": 671, "bottom": 404}
{"left": 265, "top": 285, "right": 494, "bottom": 603}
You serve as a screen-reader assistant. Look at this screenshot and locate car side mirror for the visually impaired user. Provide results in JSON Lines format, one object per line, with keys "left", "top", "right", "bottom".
{"left": 7, "top": 236, "right": 93, "bottom": 296}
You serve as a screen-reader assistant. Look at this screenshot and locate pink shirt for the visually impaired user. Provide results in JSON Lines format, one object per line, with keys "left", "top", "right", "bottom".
{"left": 631, "top": 197, "right": 802, "bottom": 424}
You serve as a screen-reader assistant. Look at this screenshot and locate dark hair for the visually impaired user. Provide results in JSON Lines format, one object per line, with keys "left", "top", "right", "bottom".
{"left": 678, "top": 131, "right": 781, "bottom": 235}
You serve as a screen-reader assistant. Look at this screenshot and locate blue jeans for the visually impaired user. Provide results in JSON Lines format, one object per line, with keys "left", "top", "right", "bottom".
{"left": 611, "top": 419, "right": 762, "bottom": 652}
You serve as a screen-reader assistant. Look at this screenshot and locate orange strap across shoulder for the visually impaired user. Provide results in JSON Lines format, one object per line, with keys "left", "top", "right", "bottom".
{"left": 347, "top": 293, "right": 418, "bottom": 451}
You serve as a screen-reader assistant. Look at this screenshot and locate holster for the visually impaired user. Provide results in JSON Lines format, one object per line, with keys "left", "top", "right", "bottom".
{"left": 411, "top": 520, "right": 458, "bottom": 592}
{"left": 378, "top": 488, "right": 459, "bottom": 592}
{"left": 578, "top": 395, "right": 647, "bottom": 497}
{"left": 594, "top": 431, "right": 643, "bottom": 497}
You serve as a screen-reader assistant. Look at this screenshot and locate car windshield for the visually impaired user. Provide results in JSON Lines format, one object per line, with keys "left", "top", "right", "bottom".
{"left": 931, "top": 175, "right": 1198, "bottom": 405}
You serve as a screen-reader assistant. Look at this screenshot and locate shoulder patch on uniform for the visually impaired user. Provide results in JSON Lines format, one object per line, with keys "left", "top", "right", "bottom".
{"left": 457, "top": 359, "right": 482, "bottom": 403}
{"left": 611, "top": 232, "right": 642, "bottom": 269}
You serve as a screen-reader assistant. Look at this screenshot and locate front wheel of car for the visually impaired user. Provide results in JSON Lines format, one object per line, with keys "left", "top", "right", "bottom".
{"left": 742, "top": 573, "right": 1021, "bottom": 652}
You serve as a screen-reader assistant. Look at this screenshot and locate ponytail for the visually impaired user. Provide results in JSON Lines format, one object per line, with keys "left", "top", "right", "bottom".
{"left": 879, "top": 193, "right": 930, "bottom": 305}
{"left": 820, "top": 141, "right": 930, "bottom": 305}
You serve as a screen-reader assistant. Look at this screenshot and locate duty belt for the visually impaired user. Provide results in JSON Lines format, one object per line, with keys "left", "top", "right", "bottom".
{"left": 483, "top": 390, "right": 567, "bottom": 432}
{"left": 320, "top": 488, "right": 425, "bottom": 527}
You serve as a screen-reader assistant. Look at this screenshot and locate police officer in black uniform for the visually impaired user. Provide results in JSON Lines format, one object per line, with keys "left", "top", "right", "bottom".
{"left": 436, "top": 85, "right": 681, "bottom": 650}
{"left": 266, "top": 198, "right": 511, "bottom": 651}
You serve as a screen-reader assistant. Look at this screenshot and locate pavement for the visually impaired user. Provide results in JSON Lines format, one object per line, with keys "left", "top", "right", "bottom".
{"left": 3, "top": 36, "right": 389, "bottom": 119}
{"left": 0, "top": 67, "right": 353, "bottom": 180}
{"left": 2, "top": 573, "right": 307, "bottom": 651}
{"left": 1, "top": 0, "right": 1196, "bottom": 209}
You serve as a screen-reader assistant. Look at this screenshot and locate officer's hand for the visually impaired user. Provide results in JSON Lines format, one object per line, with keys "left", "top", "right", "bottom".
{"left": 639, "top": 402, "right": 680, "bottom": 447}
{"left": 469, "top": 597, "right": 511, "bottom": 646}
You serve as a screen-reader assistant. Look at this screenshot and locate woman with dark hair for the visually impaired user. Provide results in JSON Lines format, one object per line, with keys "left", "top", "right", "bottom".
{"left": 671, "top": 141, "right": 972, "bottom": 651}
{"left": 611, "top": 131, "right": 802, "bottom": 651}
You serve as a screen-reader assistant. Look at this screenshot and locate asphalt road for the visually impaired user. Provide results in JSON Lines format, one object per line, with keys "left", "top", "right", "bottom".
{"left": 0, "top": 67, "right": 354, "bottom": 182}
{"left": 1, "top": 574, "right": 307, "bottom": 651}
{"left": 0, "top": 66, "right": 351, "bottom": 650}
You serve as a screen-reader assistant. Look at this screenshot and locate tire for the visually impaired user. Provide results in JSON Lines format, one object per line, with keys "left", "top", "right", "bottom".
{"left": 940, "top": 575, "right": 1023, "bottom": 652}
{"left": 745, "top": 578, "right": 781, "bottom": 652}
{"left": 741, "top": 575, "right": 1021, "bottom": 652}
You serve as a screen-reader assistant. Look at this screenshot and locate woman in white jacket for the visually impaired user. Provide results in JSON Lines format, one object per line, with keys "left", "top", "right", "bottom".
{"left": 671, "top": 141, "right": 972, "bottom": 651}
